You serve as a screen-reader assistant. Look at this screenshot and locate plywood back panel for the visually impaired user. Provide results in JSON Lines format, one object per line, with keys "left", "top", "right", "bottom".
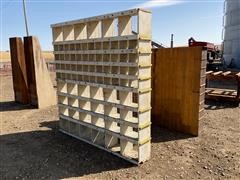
{"left": 152, "top": 47, "right": 206, "bottom": 136}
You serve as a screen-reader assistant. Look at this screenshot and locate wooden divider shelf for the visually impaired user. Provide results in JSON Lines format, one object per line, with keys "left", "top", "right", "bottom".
{"left": 52, "top": 8, "right": 152, "bottom": 164}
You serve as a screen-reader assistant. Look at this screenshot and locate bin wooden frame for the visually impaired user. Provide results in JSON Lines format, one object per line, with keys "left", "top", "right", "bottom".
{"left": 51, "top": 8, "right": 152, "bottom": 164}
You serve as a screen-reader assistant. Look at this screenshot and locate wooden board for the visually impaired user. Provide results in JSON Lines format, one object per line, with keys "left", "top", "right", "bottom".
{"left": 24, "top": 36, "right": 56, "bottom": 108}
{"left": 9, "top": 37, "right": 29, "bottom": 104}
{"left": 51, "top": 9, "right": 152, "bottom": 164}
{"left": 152, "top": 47, "right": 206, "bottom": 136}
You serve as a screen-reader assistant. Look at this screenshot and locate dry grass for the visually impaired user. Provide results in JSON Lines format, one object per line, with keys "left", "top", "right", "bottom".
{"left": 0, "top": 51, "right": 54, "bottom": 62}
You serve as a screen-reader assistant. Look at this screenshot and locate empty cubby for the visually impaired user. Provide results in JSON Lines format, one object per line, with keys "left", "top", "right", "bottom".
{"left": 59, "top": 45, "right": 64, "bottom": 51}
{"left": 79, "top": 125, "right": 92, "bottom": 141}
{"left": 87, "top": 21, "right": 101, "bottom": 39}
{"left": 78, "top": 100, "right": 91, "bottom": 111}
{"left": 97, "top": 77, "right": 104, "bottom": 84}
{"left": 54, "top": 45, "right": 58, "bottom": 51}
{"left": 82, "top": 65, "right": 88, "bottom": 72}
{"left": 58, "top": 95, "right": 68, "bottom": 105}
{"left": 63, "top": 25, "right": 74, "bottom": 41}
{"left": 118, "top": 15, "right": 132, "bottom": 36}
{"left": 66, "top": 64, "right": 71, "bottom": 71}
{"left": 120, "top": 54, "right": 128, "bottom": 63}
{"left": 78, "top": 75, "right": 83, "bottom": 81}
{"left": 120, "top": 79, "right": 129, "bottom": 87}
{"left": 71, "top": 54, "right": 76, "bottom": 61}
{"left": 88, "top": 42, "right": 94, "bottom": 50}
{"left": 111, "top": 66, "right": 119, "bottom": 74}
{"left": 120, "top": 124, "right": 138, "bottom": 139}
{"left": 65, "top": 54, "right": 70, "bottom": 61}
{"left": 78, "top": 85, "right": 90, "bottom": 98}
{"left": 69, "top": 121, "right": 80, "bottom": 136}
{"left": 96, "top": 54, "right": 102, "bottom": 62}
{"left": 68, "top": 97, "right": 78, "bottom": 107}
{"left": 89, "top": 54, "right": 95, "bottom": 62}
{"left": 112, "top": 78, "right": 119, "bottom": 86}
{"left": 111, "top": 54, "right": 119, "bottom": 62}
{"left": 89, "top": 76, "right": 96, "bottom": 83}
{"left": 92, "top": 129, "right": 105, "bottom": 146}
{"left": 88, "top": 65, "right": 94, "bottom": 73}
{"left": 69, "top": 109, "right": 79, "bottom": 119}
{"left": 120, "top": 140, "right": 138, "bottom": 160}
{"left": 104, "top": 77, "right": 111, "bottom": 85}
{"left": 83, "top": 75, "right": 90, "bottom": 82}
{"left": 96, "top": 66, "right": 103, "bottom": 73}
{"left": 129, "top": 54, "right": 138, "bottom": 63}
{"left": 105, "top": 120, "right": 120, "bottom": 133}
{"left": 77, "top": 64, "right": 83, "bottom": 72}
{"left": 53, "top": 27, "right": 63, "bottom": 42}
{"left": 64, "top": 44, "right": 70, "bottom": 51}
{"left": 111, "top": 41, "right": 118, "bottom": 49}
{"left": 60, "top": 118, "right": 69, "bottom": 131}
{"left": 103, "top": 41, "right": 110, "bottom": 50}
{"left": 95, "top": 42, "right": 102, "bottom": 50}
{"left": 55, "top": 54, "right": 60, "bottom": 61}
{"left": 74, "top": 23, "right": 87, "bottom": 40}
{"left": 103, "top": 89, "right": 117, "bottom": 103}
{"left": 70, "top": 44, "right": 75, "bottom": 51}
{"left": 102, "top": 19, "right": 114, "bottom": 37}
{"left": 104, "top": 105, "right": 119, "bottom": 118}
{"left": 120, "top": 67, "right": 128, "bottom": 75}
{"left": 59, "top": 106, "right": 69, "bottom": 116}
{"left": 76, "top": 43, "right": 82, "bottom": 50}
{"left": 91, "top": 116, "right": 104, "bottom": 128}
{"left": 72, "top": 74, "right": 78, "bottom": 81}
{"left": 90, "top": 102, "right": 103, "bottom": 115}
{"left": 128, "top": 67, "right": 138, "bottom": 76}
{"left": 79, "top": 112, "right": 91, "bottom": 123}
{"left": 57, "top": 82, "right": 67, "bottom": 93}
{"left": 90, "top": 87, "right": 104, "bottom": 100}
{"left": 103, "top": 66, "right": 111, "bottom": 74}
{"left": 120, "top": 41, "right": 128, "bottom": 49}
{"left": 82, "top": 54, "right": 88, "bottom": 61}
{"left": 105, "top": 134, "right": 120, "bottom": 152}
{"left": 103, "top": 54, "right": 110, "bottom": 62}
{"left": 119, "top": 91, "right": 132, "bottom": 105}
{"left": 128, "top": 40, "right": 138, "bottom": 49}
{"left": 82, "top": 43, "right": 88, "bottom": 50}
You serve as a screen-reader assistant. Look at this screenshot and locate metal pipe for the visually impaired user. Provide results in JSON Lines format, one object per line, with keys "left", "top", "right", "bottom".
{"left": 23, "top": 0, "right": 29, "bottom": 36}
{"left": 170, "top": 34, "right": 174, "bottom": 48}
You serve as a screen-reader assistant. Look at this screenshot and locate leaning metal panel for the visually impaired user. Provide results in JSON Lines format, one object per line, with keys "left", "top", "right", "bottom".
{"left": 51, "top": 8, "right": 152, "bottom": 164}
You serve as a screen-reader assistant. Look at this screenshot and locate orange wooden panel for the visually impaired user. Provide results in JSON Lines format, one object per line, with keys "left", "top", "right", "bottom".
{"left": 151, "top": 47, "right": 206, "bottom": 136}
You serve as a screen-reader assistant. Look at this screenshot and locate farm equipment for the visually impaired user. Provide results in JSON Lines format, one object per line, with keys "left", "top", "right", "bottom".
{"left": 188, "top": 37, "right": 223, "bottom": 71}
{"left": 205, "top": 71, "right": 240, "bottom": 106}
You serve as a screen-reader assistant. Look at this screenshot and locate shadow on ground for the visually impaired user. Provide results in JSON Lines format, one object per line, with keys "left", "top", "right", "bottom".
{"left": 151, "top": 125, "right": 193, "bottom": 143}
{"left": 1, "top": 117, "right": 196, "bottom": 179}
{"left": 0, "top": 120, "right": 133, "bottom": 179}
{"left": 2, "top": 99, "right": 235, "bottom": 179}
{"left": 204, "top": 100, "right": 239, "bottom": 110}
{"left": 0, "top": 101, "right": 35, "bottom": 112}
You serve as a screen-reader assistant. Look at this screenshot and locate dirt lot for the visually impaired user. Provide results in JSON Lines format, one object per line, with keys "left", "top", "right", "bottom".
{"left": 0, "top": 74, "right": 239, "bottom": 179}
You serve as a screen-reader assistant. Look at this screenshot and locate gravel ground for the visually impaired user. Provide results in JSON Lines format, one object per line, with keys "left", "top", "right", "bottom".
{"left": 0, "top": 74, "right": 239, "bottom": 180}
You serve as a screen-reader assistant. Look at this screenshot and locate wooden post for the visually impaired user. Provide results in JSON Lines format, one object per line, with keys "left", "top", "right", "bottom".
{"left": 24, "top": 36, "right": 56, "bottom": 108}
{"left": 9, "top": 37, "right": 29, "bottom": 104}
